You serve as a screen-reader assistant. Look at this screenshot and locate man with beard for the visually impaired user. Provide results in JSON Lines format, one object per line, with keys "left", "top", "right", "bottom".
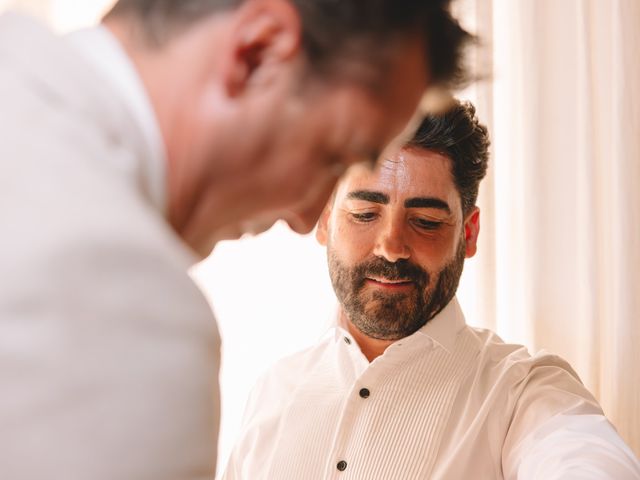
{"left": 223, "top": 100, "right": 640, "bottom": 479}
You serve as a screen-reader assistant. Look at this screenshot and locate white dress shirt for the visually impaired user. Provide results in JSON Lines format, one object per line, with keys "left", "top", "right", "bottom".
{"left": 223, "top": 298, "right": 640, "bottom": 479}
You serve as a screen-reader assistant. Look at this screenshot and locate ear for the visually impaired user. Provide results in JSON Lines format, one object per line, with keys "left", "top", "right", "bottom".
{"left": 463, "top": 207, "right": 480, "bottom": 258}
{"left": 315, "top": 203, "right": 332, "bottom": 246}
{"left": 223, "top": 0, "right": 302, "bottom": 96}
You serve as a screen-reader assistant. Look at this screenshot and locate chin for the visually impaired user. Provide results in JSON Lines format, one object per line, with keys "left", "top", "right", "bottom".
{"left": 205, "top": 225, "right": 245, "bottom": 248}
{"left": 204, "top": 219, "right": 276, "bottom": 251}
{"left": 239, "top": 218, "right": 277, "bottom": 237}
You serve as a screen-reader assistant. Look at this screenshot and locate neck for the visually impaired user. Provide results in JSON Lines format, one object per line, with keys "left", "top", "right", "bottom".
{"left": 343, "top": 313, "right": 396, "bottom": 362}
{"left": 103, "top": 15, "right": 236, "bottom": 256}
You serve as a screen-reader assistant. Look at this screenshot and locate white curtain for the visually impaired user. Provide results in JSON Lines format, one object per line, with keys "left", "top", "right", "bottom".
{"left": 463, "top": 0, "right": 640, "bottom": 456}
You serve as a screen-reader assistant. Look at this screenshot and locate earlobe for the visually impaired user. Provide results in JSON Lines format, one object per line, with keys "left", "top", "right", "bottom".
{"left": 224, "top": 0, "right": 302, "bottom": 96}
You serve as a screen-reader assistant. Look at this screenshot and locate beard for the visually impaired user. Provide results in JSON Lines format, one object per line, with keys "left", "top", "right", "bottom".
{"left": 327, "top": 237, "right": 466, "bottom": 341}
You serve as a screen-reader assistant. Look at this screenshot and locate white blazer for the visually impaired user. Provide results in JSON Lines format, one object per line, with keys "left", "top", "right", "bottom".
{"left": 0, "top": 13, "right": 220, "bottom": 479}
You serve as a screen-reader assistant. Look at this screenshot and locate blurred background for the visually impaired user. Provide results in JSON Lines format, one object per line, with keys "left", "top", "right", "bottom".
{"left": 2, "top": 0, "right": 638, "bottom": 467}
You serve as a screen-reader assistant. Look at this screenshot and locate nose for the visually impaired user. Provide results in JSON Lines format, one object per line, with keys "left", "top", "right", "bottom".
{"left": 287, "top": 192, "right": 333, "bottom": 234}
{"left": 286, "top": 211, "right": 319, "bottom": 235}
{"left": 286, "top": 171, "right": 340, "bottom": 234}
{"left": 373, "top": 219, "right": 410, "bottom": 263}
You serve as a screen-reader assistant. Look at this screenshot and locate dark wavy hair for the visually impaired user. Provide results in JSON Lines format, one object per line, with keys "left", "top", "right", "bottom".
{"left": 107, "top": 0, "right": 473, "bottom": 88}
{"left": 408, "top": 100, "right": 490, "bottom": 215}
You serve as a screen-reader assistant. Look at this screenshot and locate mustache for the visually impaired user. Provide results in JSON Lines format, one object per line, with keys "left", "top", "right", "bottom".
{"left": 353, "top": 257, "right": 428, "bottom": 285}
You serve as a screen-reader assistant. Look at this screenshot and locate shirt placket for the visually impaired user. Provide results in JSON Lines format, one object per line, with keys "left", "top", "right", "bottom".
{"left": 323, "top": 344, "right": 403, "bottom": 479}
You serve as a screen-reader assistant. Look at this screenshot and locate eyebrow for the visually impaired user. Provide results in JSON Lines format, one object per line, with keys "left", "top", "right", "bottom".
{"left": 346, "top": 190, "right": 452, "bottom": 214}
{"left": 404, "top": 197, "right": 451, "bottom": 214}
{"left": 347, "top": 190, "right": 389, "bottom": 204}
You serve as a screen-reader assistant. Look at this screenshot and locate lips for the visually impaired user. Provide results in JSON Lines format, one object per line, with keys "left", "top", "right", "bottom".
{"left": 367, "top": 276, "right": 411, "bottom": 284}
{"left": 352, "top": 258, "right": 427, "bottom": 294}
{"left": 365, "top": 276, "right": 414, "bottom": 289}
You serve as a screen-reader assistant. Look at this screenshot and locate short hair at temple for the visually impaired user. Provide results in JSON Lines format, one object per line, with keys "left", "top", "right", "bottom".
{"left": 407, "top": 100, "right": 490, "bottom": 215}
{"left": 106, "top": 0, "right": 474, "bottom": 89}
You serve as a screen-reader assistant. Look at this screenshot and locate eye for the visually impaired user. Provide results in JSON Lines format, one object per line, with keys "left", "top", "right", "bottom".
{"left": 412, "top": 218, "right": 442, "bottom": 230}
{"left": 350, "top": 212, "right": 378, "bottom": 223}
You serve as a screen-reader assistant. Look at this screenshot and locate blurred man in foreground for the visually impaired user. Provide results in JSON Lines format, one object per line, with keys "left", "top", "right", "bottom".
{"left": 0, "top": 0, "right": 472, "bottom": 478}
{"left": 223, "top": 101, "right": 640, "bottom": 479}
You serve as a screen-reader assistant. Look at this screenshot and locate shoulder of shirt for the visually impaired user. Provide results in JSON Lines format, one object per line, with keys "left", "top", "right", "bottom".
{"left": 462, "top": 325, "right": 583, "bottom": 387}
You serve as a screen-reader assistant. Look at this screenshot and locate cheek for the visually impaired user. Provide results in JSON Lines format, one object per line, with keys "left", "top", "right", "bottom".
{"left": 288, "top": 162, "right": 337, "bottom": 208}
{"left": 274, "top": 133, "right": 330, "bottom": 187}
{"left": 260, "top": 156, "right": 324, "bottom": 206}
{"left": 330, "top": 224, "right": 375, "bottom": 262}
{"left": 411, "top": 228, "right": 464, "bottom": 268}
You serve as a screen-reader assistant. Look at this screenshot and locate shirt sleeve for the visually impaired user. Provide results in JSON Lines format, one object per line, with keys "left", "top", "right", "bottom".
{"left": 513, "top": 414, "right": 640, "bottom": 479}
{"left": 501, "top": 355, "right": 640, "bottom": 479}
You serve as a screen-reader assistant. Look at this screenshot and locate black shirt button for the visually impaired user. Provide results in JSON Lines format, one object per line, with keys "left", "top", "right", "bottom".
{"left": 343, "top": 337, "right": 352, "bottom": 345}
{"left": 359, "top": 388, "right": 370, "bottom": 399}
{"left": 337, "top": 460, "right": 348, "bottom": 471}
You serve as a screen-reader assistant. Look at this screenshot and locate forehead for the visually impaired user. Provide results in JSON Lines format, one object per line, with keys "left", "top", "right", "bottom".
{"left": 335, "top": 147, "right": 459, "bottom": 207}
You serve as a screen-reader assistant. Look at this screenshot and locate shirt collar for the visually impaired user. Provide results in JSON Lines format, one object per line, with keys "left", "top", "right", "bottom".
{"left": 65, "top": 25, "right": 167, "bottom": 214}
{"left": 414, "top": 297, "right": 466, "bottom": 353}
{"left": 332, "top": 296, "right": 467, "bottom": 354}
